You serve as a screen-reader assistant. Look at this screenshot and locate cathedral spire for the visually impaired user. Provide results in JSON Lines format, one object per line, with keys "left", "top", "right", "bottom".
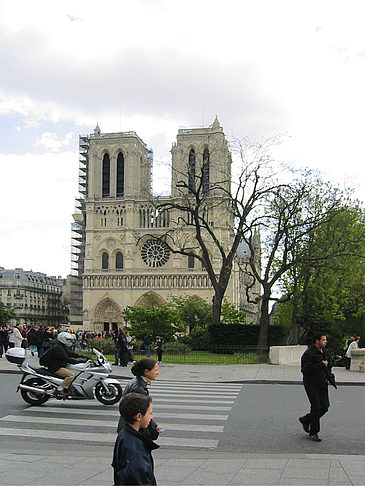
{"left": 94, "top": 123, "right": 101, "bottom": 136}
{"left": 212, "top": 116, "right": 221, "bottom": 129}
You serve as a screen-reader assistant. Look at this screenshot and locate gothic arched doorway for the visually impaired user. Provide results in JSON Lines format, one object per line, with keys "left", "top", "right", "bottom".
{"left": 93, "top": 297, "right": 123, "bottom": 332}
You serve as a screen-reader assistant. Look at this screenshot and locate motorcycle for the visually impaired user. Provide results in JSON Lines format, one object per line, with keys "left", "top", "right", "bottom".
{"left": 6, "top": 347, "right": 123, "bottom": 406}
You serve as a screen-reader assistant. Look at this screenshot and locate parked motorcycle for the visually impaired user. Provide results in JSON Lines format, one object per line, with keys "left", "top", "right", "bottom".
{"left": 6, "top": 347, "right": 123, "bottom": 406}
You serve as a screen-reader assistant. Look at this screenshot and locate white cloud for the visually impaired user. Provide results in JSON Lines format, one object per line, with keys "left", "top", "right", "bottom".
{"left": 0, "top": 151, "right": 78, "bottom": 276}
{"left": 36, "top": 132, "right": 73, "bottom": 152}
{"left": 0, "top": 0, "right": 365, "bottom": 277}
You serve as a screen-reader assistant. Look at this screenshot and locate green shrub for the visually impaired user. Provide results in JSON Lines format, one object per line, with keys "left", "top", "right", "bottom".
{"left": 207, "top": 324, "right": 288, "bottom": 346}
{"left": 88, "top": 338, "right": 115, "bottom": 354}
{"left": 164, "top": 341, "right": 191, "bottom": 354}
{"left": 180, "top": 325, "right": 209, "bottom": 350}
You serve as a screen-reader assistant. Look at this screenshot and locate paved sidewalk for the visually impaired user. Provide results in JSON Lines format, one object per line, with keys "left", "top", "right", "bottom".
{"left": 1, "top": 353, "right": 365, "bottom": 485}
{"left": 1, "top": 352, "right": 365, "bottom": 385}
{"left": 1, "top": 447, "right": 365, "bottom": 485}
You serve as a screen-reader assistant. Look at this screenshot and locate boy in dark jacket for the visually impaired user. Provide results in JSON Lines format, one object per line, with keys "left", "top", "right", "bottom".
{"left": 112, "top": 393, "right": 159, "bottom": 485}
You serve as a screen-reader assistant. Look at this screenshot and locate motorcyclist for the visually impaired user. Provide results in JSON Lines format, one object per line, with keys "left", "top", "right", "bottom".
{"left": 48, "top": 332, "right": 87, "bottom": 396}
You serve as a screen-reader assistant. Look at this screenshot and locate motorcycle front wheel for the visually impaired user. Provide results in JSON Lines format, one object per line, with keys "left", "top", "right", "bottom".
{"left": 20, "top": 377, "right": 50, "bottom": 406}
{"left": 95, "top": 382, "right": 122, "bottom": 405}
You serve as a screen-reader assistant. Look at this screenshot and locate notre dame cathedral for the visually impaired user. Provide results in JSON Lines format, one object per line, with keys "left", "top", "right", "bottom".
{"left": 68, "top": 117, "right": 260, "bottom": 332}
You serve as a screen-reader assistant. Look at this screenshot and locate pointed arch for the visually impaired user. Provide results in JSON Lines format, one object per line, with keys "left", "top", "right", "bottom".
{"left": 102, "top": 153, "right": 110, "bottom": 197}
{"left": 116, "top": 152, "right": 124, "bottom": 197}
{"left": 202, "top": 147, "right": 210, "bottom": 194}
{"left": 188, "top": 148, "right": 196, "bottom": 193}
{"left": 102, "top": 252, "right": 109, "bottom": 270}
{"left": 188, "top": 254, "right": 195, "bottom": 269}
{"left": 93, "top": 297, "right": 123, "bottom": 329}
{"left": 134, "top": 291, "right": 165, "bottom": 307}
{"left": 116, "top": 251, "right": 124, "bottom": 270}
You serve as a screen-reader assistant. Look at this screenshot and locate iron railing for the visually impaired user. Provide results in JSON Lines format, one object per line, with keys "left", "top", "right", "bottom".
{"left": 82, "top": 345, "right": 269, "bottom": 365}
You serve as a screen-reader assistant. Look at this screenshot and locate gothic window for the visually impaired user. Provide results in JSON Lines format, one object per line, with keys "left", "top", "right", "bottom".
{"left": 141, "top": 239, "right": 170, "bottom": 268}
{"left": 116, "top": 207, "right": 125, "bottom": 226}
{"left": 188, "top": 149, "right": 196, "bottom": 193}
{"left": 117, "top": 152, "right": 124, "bottom": 197}
{"left": 116, "top": 252, "right": 124, "bottom": 270}
{"left": 102, "top": 252, "right": 109, "bottom": 270}
{"left": 188, "top": 255, "right": 195, "bottom": 269}
{"left": 202, "top": 148, "right": 210, "bottom": 194}
{"left": 102, "top": 153, "right": 110, "bottom": 197}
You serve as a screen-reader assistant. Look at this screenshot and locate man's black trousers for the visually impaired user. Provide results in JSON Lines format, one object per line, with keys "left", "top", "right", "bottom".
{"left": 302, "top": 385, "right": 330, "bottom": 435}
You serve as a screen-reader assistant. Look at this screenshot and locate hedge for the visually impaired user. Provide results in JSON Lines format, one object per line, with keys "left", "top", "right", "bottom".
{"left": 207, "top": 324, "right": 288, "bottom": 347}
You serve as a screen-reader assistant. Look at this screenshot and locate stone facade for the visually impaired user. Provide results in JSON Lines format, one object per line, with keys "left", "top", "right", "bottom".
{"left": 71, "top": 118, "right": 261, "bottom": 332}
{"left": 0, "top": 267, "right": 67, "bottom": 327}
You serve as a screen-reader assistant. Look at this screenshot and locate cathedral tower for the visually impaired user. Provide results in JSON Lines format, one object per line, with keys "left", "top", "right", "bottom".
{"left": 71, "top": 119, "right": 259, "bottom": 331}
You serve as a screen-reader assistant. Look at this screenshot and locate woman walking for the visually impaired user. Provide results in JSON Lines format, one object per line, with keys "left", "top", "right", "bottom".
{"left": 117, "top": 358, "right": 160, "bottom": 440}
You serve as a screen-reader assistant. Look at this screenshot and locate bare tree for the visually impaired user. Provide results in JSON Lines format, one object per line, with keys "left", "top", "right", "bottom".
{"left": 148, "top": 138, "right": 286, "bottom": 326}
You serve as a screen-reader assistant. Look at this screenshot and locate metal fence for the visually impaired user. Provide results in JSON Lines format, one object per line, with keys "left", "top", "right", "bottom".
{"left": 132, "top": 345, "right": 269, "bottom": 365}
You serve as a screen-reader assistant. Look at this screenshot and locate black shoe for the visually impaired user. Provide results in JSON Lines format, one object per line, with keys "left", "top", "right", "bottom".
{"left": 56, "top": 389, "right": 68, "bottom": 399}
{"left": 113, "top": 362, "right": 119, "bottom": 365}
{"left": 299, "top": 416, "right": 310, "bottom": 433}
{"left": 308, "top": 433, "right": 321, "bottom": 442}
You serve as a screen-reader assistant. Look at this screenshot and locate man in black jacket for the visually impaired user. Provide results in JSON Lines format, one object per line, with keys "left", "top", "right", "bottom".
{"left": 48, "top": 332, "right": 86, "bottom": 396}
{"left": 299, "top": 333, "right": 334, "bottom": 442}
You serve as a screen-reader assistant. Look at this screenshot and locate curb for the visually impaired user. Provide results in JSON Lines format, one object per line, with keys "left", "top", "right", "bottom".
{"left": 1, "top": 368, "right": 364, "bottom": 386}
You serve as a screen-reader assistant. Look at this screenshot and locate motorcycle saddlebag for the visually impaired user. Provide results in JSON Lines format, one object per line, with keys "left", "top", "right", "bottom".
{"left": 6, "top": 347, "right": 26, "bottom": 364}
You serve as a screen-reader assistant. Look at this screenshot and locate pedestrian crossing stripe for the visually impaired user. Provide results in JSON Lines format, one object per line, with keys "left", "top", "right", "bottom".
{"left": 0, "top": 381, "right": 242, "bottom": 450}
{"left": 2, "top": 415, "right": 224, "bottom": 432}
{"left": 0, "top": 427, "right": 219, "bottom": 448}
{"left": 21, "top": 407, "right": 228, "bottom": 421}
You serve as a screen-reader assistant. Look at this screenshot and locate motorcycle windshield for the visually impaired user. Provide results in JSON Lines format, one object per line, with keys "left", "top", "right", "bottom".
{"left": 93, "top": 348, "right": 111, "bottom": 371}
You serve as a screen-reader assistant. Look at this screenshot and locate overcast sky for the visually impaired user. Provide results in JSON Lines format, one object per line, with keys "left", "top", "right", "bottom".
{"left": 1, "top": 0, "right": 364, "bottom": 278}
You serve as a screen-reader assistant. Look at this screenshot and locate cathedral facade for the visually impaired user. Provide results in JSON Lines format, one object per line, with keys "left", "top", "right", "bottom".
{"left": 71, "top": 118, "right": 260, "bottom": 332}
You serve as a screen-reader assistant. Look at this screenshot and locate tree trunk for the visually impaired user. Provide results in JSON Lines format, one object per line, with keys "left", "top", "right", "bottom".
{"left": 258, "top": 296, "right": 270, "bottom": 346}
{"left": 212, "top": 291, "right": 224, "bottom": 324}
{"left": 286, "top": 295, "right": 300, "bottom": 344}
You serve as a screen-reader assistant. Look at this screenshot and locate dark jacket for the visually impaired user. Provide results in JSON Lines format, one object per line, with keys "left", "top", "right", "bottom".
{"left": 26, "top": 328, "right": 37, "bottom": 346}
{"left": 301, "top": 345, "right": 333, "bottom": 389}
{"left": 117, "top": 333, "right": 128, "bottom": 352}
{"left": 155, "top": 338, "right": 164, "bottom": 352}
{"left": 143, "top": 335, "right": 152, "bottom": 347}
{"left": 112, "top": 424, "right": 159, "bottom": 485}
{"left": 0, "top": 329, "right": 8, "bottom": 345}
{"left": 117, "top": 377, "right": 159, "bottom": 440}
{"left": 34, "top": 327, "right": 45, "bottom": 345}
{"left": 48, "top": 342, "right": 82, "bottom": 372}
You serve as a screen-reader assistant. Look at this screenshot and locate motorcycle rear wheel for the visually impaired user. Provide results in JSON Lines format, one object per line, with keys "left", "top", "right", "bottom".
{"left": 95, "top": 382, "right": 122, "bottom": 405}
{"left": 20, "top": 377, "right": 50, "bottom": 406}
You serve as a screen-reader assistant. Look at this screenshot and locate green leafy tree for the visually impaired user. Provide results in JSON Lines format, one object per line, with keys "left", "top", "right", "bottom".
{"left": 168, "top": 295, "right": 212, "bottom": 332}
{"left": 277, "top": 206, "right": 365, "bottom": 345}
{"left": 220, "top": 298, "right": 246, "bottom": 325}
{"left": 0, "top": 302, "right": 16, "bottom": 325}
{"left": 123, "top": 302, "right": 184, "bottom": 341}
{"left": 241, "top": 170, "right": 351, "bottom": 345}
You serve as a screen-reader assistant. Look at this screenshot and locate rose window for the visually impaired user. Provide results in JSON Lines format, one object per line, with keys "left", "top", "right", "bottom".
{"left": 141, "top": 239, "right": 170, "bottom": 268}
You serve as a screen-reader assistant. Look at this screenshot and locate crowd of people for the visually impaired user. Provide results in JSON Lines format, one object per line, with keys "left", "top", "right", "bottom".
{"left": 0, "top": 324, "right": 56, "bottom": 357}
{"left": 0, "top": 325, "right": 165, "bottom": 367}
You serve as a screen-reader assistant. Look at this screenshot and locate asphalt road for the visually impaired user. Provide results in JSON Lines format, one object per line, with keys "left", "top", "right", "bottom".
{"left": 1, "top": 375, "right": 364, "bottom": 456}
{"left": 0, "top": 374, "right": 27, "bottom": 417}
{"left": 221, "top": 383, "right": 365, "bottom": 455}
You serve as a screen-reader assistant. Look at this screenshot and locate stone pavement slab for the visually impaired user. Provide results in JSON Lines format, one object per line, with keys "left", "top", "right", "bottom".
{"left": 0, "top": 449, "right": 365, "bottom": 486}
